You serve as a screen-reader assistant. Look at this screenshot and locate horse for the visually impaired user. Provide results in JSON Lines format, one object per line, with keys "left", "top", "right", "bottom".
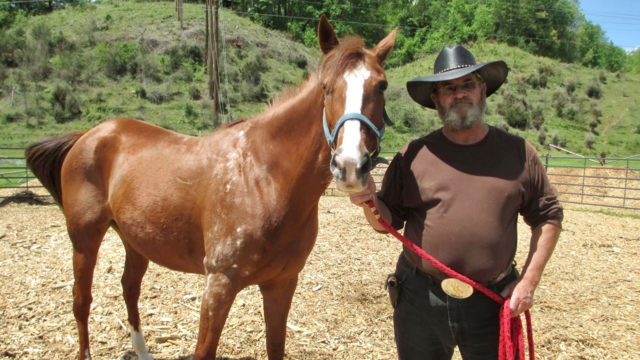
{"left": 25, "top": 15, "right": 397, "bottom": 360}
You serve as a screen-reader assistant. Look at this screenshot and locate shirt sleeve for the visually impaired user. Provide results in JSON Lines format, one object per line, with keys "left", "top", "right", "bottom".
{"left": 377, "top": 151, "right": 408, "bottom": 230}
{"left": 521, "top": 143, "right": 564, "bottom": 228}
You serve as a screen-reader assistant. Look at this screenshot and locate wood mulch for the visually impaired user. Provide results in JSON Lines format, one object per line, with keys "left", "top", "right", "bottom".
{"left": 1, "top": 196, "right": 639, "bottom": 359}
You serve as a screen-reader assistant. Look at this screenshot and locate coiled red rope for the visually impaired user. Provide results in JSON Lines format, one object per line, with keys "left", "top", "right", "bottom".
{"left": 365, "top": 200, "right": 534, "bottom": 360}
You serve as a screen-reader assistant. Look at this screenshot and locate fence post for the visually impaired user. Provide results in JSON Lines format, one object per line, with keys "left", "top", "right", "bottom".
{"left": 581, "top": 157, "right": 587, "bottom": 204}
{"left": 25, "top": 159, "right": 29, "bottom": 192}
{"left": 623, "top": 159, "right": 629, "bottom": 208}
{"left": 544, "top": 153, "right": 549, "bottom": 171}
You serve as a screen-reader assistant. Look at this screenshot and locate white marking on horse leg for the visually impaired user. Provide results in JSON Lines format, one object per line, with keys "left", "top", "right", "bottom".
{"left": 340, "top": 63, "right": 371, "bottom": 160}
{"left": 129, "top": 324, "right": 154, "bottom": 360}
{"left": 84, "top": 349, "right": 91, "bottom": 360}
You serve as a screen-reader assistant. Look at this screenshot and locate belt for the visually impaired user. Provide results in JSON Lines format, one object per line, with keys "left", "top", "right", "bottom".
{"left": 401, "top": 252, "right": 515, "bottom": 287}
{"left": 489, "top": 262, "right": 516, "bottom": 286}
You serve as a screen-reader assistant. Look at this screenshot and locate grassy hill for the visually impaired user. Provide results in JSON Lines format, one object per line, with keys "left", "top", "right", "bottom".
{"left": 1, "top": 1, "right": 639, "bottom": 158}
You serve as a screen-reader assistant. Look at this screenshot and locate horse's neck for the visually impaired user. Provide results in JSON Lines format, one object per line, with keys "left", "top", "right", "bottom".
{"left": 249, "top": 77, "right": 331, "bottom": 201}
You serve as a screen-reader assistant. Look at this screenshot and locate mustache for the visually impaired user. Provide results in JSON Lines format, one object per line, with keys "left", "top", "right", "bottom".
{"left": 451, "top": 98, "right": 473, "bottom": 106}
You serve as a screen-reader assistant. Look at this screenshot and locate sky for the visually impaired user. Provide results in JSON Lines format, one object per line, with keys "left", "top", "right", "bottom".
{"left": 578, "top": 0, "right": 640, "bottom": 52}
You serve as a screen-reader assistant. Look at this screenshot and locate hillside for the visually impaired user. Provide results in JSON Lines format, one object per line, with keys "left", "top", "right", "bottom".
{"left": 1, "top": 2, "right": 639, "bottom": 158}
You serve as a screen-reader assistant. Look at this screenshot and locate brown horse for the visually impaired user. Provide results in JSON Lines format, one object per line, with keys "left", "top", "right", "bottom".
{"left": 25, "top": 16, "right": 396, "bottom": 360}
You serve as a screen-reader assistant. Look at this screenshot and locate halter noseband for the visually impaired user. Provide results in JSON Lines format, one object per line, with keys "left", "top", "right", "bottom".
{"left": 322, "top": 108, "right": 394, "bottom": 159}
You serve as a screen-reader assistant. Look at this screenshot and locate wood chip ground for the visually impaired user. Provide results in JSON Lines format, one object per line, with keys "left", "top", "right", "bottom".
{"left": 1, "top": 197, "right": 639, "bottom": 359}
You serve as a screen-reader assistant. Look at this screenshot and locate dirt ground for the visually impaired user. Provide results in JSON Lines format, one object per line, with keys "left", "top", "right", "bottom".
{"left": 1, "top": 197, "right": 639, "bottom": 360}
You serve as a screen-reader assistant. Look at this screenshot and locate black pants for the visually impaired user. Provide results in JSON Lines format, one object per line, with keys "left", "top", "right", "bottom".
{"left": 392, "top": 253, "right": 517, "bottom": 360}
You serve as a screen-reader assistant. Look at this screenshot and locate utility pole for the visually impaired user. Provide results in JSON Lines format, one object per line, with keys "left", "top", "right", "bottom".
{"left": 206, "top": 0, "right": 220, "bottom": 126}
{"left": 213, "top": 0, "right": 220, "bottom": 123}
{"left": 176, "top": 0, "right": 184, "bottom": 30}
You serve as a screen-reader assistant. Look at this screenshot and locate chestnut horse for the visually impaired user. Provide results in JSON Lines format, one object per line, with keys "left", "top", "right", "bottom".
{"left": 25, "top": 16, "right": 396, "bottom": 360}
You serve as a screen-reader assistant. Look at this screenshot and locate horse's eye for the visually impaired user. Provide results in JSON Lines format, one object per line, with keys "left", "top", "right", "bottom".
{"left": 322, "top": 83, "right": 330, "bottom": 95}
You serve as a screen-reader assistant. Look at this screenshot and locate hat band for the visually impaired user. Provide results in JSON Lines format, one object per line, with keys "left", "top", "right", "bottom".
{"left": 436, "top": 64, "right": 473, "bottom": 74}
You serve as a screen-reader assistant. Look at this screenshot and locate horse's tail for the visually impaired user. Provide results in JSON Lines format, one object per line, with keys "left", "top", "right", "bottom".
{"left": 25, "top": 131, "right": 86, "bottom": 206}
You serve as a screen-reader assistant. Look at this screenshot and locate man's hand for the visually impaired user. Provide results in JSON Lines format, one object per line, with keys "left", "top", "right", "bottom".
{"left": 349, "top": 175, "right": 376, "bottom": 207}
{"left": 500, "top": 279, "right": 535, "bottom": 317}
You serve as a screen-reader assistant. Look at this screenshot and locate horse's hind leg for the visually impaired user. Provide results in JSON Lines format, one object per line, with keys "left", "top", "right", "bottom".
{"left": 68, "top": 222, "right": 109, "bottom": 360}
{"left": 121, "top": 242, "right": 153, "bottom": 360}
{"left": 259, "top": 275, "right": 299, "bottom": 360}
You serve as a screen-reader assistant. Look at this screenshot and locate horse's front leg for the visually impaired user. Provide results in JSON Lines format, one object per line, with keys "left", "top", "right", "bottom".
{"left": 192, "top": 272, "right": 238, "bottom": 360}
{"left": 259, "top": 275, "right": 299, "bottom": 360}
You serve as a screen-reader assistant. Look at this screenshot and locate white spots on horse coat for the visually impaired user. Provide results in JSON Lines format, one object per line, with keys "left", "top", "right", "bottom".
{"left": 129, "top": 324, "right": 153, "bottom": 360}
{"left": 341, "top": 63, "right": 370, "bottom": 159}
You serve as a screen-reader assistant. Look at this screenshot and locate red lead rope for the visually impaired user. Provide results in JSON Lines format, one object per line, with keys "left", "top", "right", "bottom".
{"left": 364, "top": 200, "right": 534, "bottom": 360}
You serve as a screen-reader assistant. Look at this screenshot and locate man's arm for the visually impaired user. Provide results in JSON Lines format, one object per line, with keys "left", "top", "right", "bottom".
{"left": 349, "top": 175, "right": 391, "bottom": 233}
{"left": 501, "top": 221, "right": 562, "bottom": 317}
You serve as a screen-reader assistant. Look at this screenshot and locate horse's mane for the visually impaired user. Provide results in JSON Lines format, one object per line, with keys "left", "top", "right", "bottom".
{"left": 235, "top": 35, "right": 367, "bottom": 122}
{"left": 264, "top": 36, "right": 367, "bottom": 111}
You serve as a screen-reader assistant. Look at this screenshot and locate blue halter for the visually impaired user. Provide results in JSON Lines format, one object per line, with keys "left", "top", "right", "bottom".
{"left": 322, "top": 109, "right": 393, "bottom": 158}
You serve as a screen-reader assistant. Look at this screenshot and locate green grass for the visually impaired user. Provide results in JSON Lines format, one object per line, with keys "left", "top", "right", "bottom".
{"left": 1, "top": 2, "right": 639, "bottom": 158}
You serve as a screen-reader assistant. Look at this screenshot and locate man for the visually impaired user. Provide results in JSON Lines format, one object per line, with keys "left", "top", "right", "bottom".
{"left": 350, "top": 44, "right": 563, "bottom": 359}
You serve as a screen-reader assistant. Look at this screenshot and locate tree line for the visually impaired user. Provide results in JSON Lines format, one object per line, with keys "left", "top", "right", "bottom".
{"left": 1, "top": 0, "right": 637, "bottom": 73}
{"left": 232, "top": 0, "right": 635, "bottom": 73}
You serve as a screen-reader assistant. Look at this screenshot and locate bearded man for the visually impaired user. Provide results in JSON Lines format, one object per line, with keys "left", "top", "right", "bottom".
{"left": 350, "top": 44, "right": 563, "bottom": 360}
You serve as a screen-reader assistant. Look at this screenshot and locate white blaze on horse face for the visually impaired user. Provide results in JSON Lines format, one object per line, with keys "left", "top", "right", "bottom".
{"left": 340, "top": 63, "right": 370, "bottom": 159}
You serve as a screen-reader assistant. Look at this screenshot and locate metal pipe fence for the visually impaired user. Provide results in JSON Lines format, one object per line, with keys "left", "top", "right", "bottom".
{"left": 324, "top": 151, "right": 640, "bottom": 211}
{"left": 2, "top": 148, "right": 639, "bottom": 211}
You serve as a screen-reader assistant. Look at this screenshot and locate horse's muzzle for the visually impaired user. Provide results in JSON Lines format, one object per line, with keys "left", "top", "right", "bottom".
{"left": 330, "top": 148, "right": 372, "bottom": 193}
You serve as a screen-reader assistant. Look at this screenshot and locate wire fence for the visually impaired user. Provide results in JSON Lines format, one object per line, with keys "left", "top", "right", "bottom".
{"left": 1, "top": 148, "right": 639, "bottom": 211}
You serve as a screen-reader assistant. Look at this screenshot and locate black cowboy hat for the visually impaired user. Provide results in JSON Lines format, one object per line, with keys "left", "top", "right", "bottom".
{"left": 406, "top": 43, "right": 508, "bottom": 109}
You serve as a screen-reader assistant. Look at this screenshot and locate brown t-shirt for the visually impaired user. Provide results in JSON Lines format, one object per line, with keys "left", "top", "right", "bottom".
{"left": 378, "top": 126, "right": 563, "bottom": 284}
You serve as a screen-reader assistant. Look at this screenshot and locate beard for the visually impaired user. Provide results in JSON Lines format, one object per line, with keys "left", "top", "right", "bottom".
{"left": 437, "top": 94, "right": 486, "bottom": 131}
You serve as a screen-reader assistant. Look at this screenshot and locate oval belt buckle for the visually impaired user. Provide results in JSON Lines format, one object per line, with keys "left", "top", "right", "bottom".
{"left": 441, "top": 278, "right": 474, "bottom": 299}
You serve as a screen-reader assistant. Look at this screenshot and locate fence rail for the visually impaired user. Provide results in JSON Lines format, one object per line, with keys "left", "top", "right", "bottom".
{"left": 2, "top": 148, "right": 639, "bottom": 211}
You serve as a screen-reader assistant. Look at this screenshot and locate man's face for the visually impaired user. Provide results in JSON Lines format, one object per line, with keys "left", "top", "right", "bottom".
{"left": 430, "top": 73, "right": 487, "bottom": 131}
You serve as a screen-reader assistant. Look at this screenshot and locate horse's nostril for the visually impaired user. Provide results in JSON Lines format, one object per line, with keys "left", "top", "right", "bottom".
{"left": 360, "top": 153, "right": 372, "bottom": 175}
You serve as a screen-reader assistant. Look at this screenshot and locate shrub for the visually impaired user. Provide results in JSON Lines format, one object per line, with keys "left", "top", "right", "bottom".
{"left": 503, "top": 101, "right": 529, "bottom": 129}
{"left": 584, "top": 133, "right": 595, "bottom": 149}
{"left": 133, "top": 86, "right": 146, "bottom": 99}
{"left": 531, "top": 106, "right": 545, "bottom": 130}
{"left": 598, "top": 71, "right": 607, "bottom": 84}
{"left": 242, "top": 53, "right": 268, "bottom": 85}
{"left": 96, "top": 41, "right": 139, "bottom": 79}
{"left": 51, "top": 83, "right": 82, "bottom": 123}
{"left": 188, "top": 85, "right": 201, "bottom": 100}
{"left": 586, "top": 80, "right": 602, "bottom": 99}
{"left": 549, "top": 131, "right": 559, "bottom": 146}
{"left": 292, "top": 54, "right": 307, "bottom": 69}
{"left": 564, "top": 104, "right": 580, "bottom": 122}
{"left": 552, "top": 89, "right": 568, "bottom": 117}
{"left": 4, "top": 112, "right": 24, "bottom": 123}
{"left": 566, "top": 79, "right": 577, "bottom": 95}
{"left": 183, "top": 44, "right": 204, "bottom": 64}
{"left": 528, "top": 70, "right": 547, "bottom": 89}
{"left": 590, "top": 102, "right": 602, "bottom": 123}
{"left": 0, "top": 27, "right": 26, "bottom": 67}
{"left": 537, "top": 128, "right": 547, "bottom": 145}
{"left": 146, "top": 85, "right": 171, "bottom": 104}
{"left": 137, "top": 53, "right": 162, "bottom": 82}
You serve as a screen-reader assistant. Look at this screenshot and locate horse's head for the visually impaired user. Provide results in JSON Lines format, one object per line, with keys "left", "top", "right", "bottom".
{"left": 317, "top": 15, "right": 397, "bottom": 193}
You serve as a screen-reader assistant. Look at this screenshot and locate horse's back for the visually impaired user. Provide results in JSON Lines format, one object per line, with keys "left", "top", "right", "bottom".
{"left": 59, "top": 119, "right": 210, "bottom": 271}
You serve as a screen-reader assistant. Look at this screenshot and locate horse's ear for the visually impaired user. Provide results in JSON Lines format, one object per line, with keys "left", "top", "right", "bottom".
{"left": 374, "top": 27, "right": 398, "bottom": 63}
{"left": 318, "top": 14, "right": 339, "bottom": 55}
